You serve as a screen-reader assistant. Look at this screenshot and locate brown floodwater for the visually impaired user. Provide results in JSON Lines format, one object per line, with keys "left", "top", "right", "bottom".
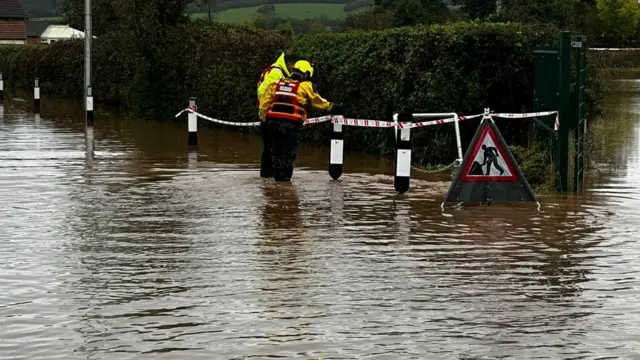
{"left": 1, "top": 77, "right": 640, "bottom": 359}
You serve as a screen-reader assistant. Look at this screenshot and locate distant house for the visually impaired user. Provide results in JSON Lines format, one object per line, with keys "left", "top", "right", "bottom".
{"left": 25, "top": 20, "right": 50, "bottom": 44}
{"left": 0, "top": 0, "right": 28, "bottom": 45}
{"left": 40, "top": 24, "right": 92, "bottom": 44}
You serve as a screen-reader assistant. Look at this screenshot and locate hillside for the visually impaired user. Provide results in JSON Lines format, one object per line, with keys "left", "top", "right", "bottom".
{"left": 192, "top": 3, "right": 351, "bottom": 23}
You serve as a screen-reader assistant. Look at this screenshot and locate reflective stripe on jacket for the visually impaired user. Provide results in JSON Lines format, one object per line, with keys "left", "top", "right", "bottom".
{"left": 259, "top": 79, "right": 334, "bottom": 121}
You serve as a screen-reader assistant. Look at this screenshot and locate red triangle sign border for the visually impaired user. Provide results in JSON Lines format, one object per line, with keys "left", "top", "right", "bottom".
{"left": 459, "top": 123, "right": 519, "bottom": 183}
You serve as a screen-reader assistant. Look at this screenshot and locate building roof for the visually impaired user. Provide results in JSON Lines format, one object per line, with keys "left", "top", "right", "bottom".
{"left": 41, "top": 25, "right": 85, "bottom": 39}
{"left": 26, "top": 20, "right": 50, "bottom": 37}
{"left": 0, "top": 0, "right": 28, "bottom": 19}
{"left": 0, "top": 21, "right": 27, "bottom": 39}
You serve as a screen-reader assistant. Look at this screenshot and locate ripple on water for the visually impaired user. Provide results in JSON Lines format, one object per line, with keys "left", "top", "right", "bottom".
{"left": 1, "top": 107, "right": 640, "bottom": 359}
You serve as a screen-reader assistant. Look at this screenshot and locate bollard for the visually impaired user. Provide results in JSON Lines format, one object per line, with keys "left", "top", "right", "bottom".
{"left": 329, "top": 120, "right": 343, "bottom": 180}
{"left": 188, "top": 97, "right": 197, "bottom": 146}
{"left": 34, "top": 78, "right": 40, "bottom": 112}
{"left": 394, "top": 112, "right": 412, "bottom": 194}
{"left": 0, "top": 73, "right": 3, "bottom": 103}
{"left": 86, "top": 85, "right": 94, "bottom": 126}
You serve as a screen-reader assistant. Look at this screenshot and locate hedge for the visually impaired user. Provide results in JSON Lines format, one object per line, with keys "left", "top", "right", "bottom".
{"left": 0, "top": 20, "right": 602, "bottom": 172}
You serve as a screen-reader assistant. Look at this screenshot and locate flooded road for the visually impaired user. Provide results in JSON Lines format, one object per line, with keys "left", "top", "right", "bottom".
{"left": 1, "top": 78, "right": 640, "bottom": 359}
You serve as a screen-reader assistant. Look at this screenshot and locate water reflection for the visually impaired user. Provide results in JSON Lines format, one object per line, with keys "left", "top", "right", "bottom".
{"left": 1, "top": 78, "right": 640, "bottom": 359}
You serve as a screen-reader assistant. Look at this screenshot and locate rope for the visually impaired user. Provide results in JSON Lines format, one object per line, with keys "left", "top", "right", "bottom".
{"left": 411, "top": 160, "right": 457, "bottom": 174}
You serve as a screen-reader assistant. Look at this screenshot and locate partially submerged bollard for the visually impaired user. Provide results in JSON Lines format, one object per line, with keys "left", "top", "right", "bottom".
{"left": 394, "top": 112, "right": 412, "bottom": 194}
{"left": 34, "top": 78, "right": 40, "bottom": 113}
{"left": 86, "top": 85, "right": 94, "bottom": 126}
{"left": 329, "top": 120, "right": 344, "bottom": 180}
{"left": 188, "top": 97, "right": 197, "bottom": 146}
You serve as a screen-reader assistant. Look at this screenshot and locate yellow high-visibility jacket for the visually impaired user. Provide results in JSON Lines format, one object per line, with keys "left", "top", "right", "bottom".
{"left": 259, "top": 79, "right": 334, "bottom": 121}
{"left": 257, "top": 53, "right": 291, "bottom": 100}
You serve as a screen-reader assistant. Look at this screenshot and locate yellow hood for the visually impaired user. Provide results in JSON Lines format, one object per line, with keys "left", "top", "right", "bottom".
{"left": 274, "top": 52, "right": 291, "bottom": 77}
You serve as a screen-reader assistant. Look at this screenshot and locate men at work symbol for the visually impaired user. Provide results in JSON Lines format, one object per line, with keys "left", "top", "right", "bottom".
{"left": 481, "top": 144, "right": 504, "bottom": 175}
{"left": 467, "top": 144, "right": 505, "bottom": 176}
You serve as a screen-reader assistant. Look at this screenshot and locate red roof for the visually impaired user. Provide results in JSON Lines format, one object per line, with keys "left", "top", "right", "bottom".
{"left": 0, "top": 20, "right": 27, "bottom": 40}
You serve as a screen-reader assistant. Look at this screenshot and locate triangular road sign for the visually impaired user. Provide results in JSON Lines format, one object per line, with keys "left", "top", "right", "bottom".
{"left": 444, "top": 118, "right": 537, "bottom": 203}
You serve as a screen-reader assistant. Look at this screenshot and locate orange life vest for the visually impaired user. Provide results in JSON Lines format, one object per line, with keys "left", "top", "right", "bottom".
{"left": 266, "top": 79, "right": 307, "bottom": 122}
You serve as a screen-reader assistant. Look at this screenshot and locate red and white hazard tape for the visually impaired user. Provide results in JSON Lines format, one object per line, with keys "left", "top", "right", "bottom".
{"left": 305, "top": 115, "right": 334, "bottom": 125}
{"left": 335, "top": 117, "right": 395, "bottom": 128}
{"left": 491, "top": 111, "right": 560, "bottom": 131}
{"left": 175, "top": 107, "right": 560, "bottom": 131}
{"left": 397, "top": 113, "right": 484, "bottom": 129}
{"left": 175, "top": 108, "right": 336, "bottom": 127}
{"left": 182, "top": 109, "right": 262, "bottom": 126}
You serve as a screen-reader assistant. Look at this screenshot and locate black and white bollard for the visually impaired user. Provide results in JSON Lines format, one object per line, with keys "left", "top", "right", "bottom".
{"left": 34, "top": 78, "right": 40, "bottom": 113}
{"left": 329, "top": 121, "right": 344, "bottom": 180}
{"left": 86, "top": 85, "right": 94, "bottom": 126}
{"left": 0, "top": 73, "right": 4, "bottom": 103}
{"left": 394, "top": 112, "right": 412, "bottom": 194}
{"left": 188, "top": 97, "right": 197, "bottom": 147}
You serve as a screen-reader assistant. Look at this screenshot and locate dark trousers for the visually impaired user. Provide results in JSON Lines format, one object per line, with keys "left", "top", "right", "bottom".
{"left": 260, "top": 121, "right": 273, "bottom": 178}
{"left": 265, "top": 117, "right": 302, "bottom": 182}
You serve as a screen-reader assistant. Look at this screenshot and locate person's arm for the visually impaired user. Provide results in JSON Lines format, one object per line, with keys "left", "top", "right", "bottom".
{"left": 257, "top": 68, "right": 284, "bottom": 99}
{"left": 300, "top": 81, "right": 333, "bottom": 111}
{"left": 258, "top": 83, "right": 276, "bottom": 120}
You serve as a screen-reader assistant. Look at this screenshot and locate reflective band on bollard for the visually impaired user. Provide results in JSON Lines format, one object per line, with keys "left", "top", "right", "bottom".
{"left": 86, "top": 85, "right": 94, "bottom": 126}
{"left": 0, "top": 73, "right": 4, "bottom": 103}
{"left": 34, "top": 78, "right": 40, "bottom": 112}
{"left": 329, "top": 122, "right": 343, "bottom": 180}
{"left": 188, "top": 97, "right": 197, "bottom": 146}
{"left": 394, "top": 113, "right": 412, "bottom": 194}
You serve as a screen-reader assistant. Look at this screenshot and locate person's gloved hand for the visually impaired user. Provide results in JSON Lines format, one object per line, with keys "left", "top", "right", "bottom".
{"left": 331, "top": 103, "right": 344, "bottom": 115}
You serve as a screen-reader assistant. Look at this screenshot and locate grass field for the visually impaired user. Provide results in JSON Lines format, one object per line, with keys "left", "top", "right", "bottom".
{"left": 192, "top": 3, "right": 349, "bottom": 24}
{"left": 33, "top": 3, "right": 352, "bottom": 26}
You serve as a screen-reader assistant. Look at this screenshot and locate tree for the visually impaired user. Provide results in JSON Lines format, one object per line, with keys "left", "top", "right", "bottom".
{"left": 496, "top": 0, "right": 579, "bottom": 26}
{"left": 375, "top": 0, "right": 448, "bottom": 26}
{"left": 61, "top": 0, "right": 190, "bottom": 35}
{"left": 596, "top": 0, "right": 640, "bottom": 39}
{"left": 257, "top": 3, "right": 276, "bottom": 16}
{"left": 200, "top": 0, "right": 217, "bottom": 22}
{"left": 452, "top": 0, "right": 496, "bottom": 19}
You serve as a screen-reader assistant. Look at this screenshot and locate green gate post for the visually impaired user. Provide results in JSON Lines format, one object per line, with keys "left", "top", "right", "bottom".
{"left": 532, "top": 31, "right": 586, "bottom": 194}
{"left": 573, "top": 35, "right": 587, "bottom": 192}
{"left": 532, "top": 47, "right": 560, "bottom": 144}
{"left": 557, "top": 31, "right": 572, "bottom": 193}
{"left": 532, "top": 43, "right": 561, "bottom": 190}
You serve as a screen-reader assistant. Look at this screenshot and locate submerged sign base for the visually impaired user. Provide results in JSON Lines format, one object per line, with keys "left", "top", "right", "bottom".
{"left": 444, "top": 117, "right": 537, "bottom": 204}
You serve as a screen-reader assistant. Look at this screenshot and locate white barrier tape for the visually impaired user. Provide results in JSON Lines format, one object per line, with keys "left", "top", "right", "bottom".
{"left": 305, "top": 115, "right": 334, "bottom": 125}
{"left": 174, "top": 107, "right": 560, "bottom": 131}
{"left": 174, "top": 109, "right": 188, "bottom": 118}
{"left": 491, "top": 110, "right": 559, "bottom": 131}
{"left": 397, "top": 113, "right": 484, "bottom": 129}
{"left": 492, "top": 111, "right": 558, "bottom": 118}
{"left": 188, "top": 109, "right": 261, "bottom": 126}
{"left": 175, "top": 108, "right": 337, "bottom": 127}
{"left": 336, "top": 117, "right": 395, "bottom": 128}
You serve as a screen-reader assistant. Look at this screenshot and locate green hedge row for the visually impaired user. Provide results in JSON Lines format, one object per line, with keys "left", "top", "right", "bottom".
{"left": 0, "top": 21, "right": 601, "bottom": 169}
